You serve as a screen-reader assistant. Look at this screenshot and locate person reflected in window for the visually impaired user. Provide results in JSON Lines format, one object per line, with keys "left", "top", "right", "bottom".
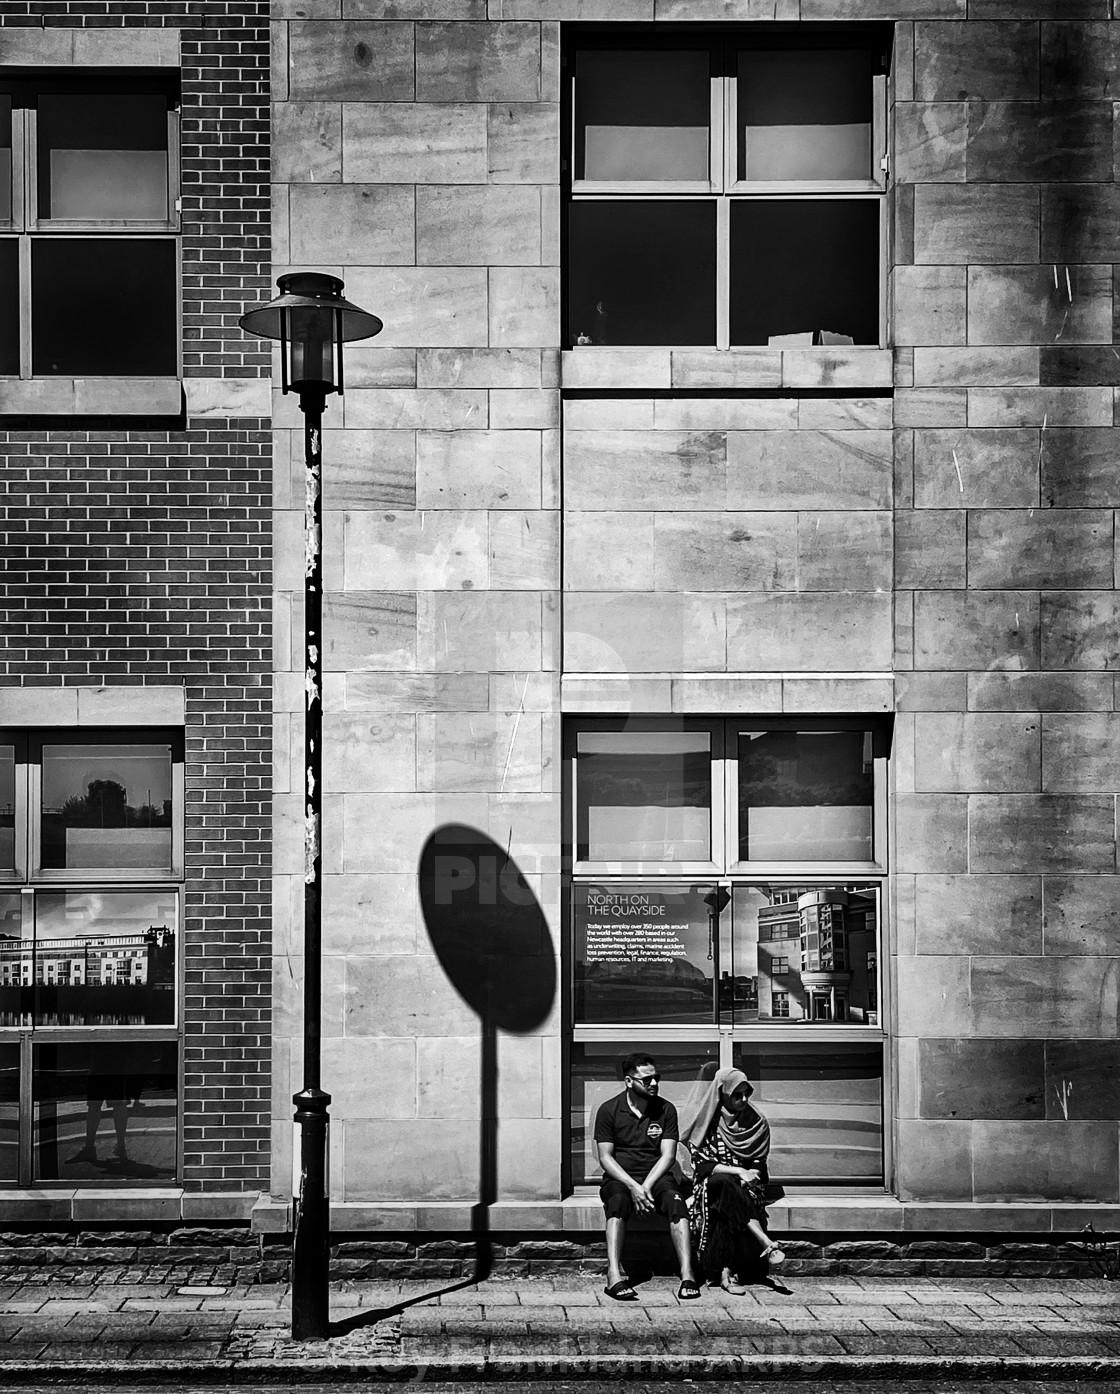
{"left": 593, "top": 1052, "right": 700, "bottom": 1302}
{"left": 70, "top": 1044, "right": 136, "bottom": 1167}
{"left": 679, "top": 1067, "right": 784, "bottom": 1293}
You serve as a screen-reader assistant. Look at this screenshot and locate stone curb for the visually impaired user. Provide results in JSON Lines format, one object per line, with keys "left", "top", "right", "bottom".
{"left": 2, "top": 1356, "right": 1120, "bottom": 1383}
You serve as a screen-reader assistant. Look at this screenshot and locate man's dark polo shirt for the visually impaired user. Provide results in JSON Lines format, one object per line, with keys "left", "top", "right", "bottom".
{"left": 593, "top": 1091, "right": 679, "bottom": 1182}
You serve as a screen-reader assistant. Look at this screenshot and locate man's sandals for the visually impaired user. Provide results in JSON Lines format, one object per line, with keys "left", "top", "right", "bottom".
{"left": 677, "top": 1280, "right": 702, "bottom": 1300}
{"left": 604, "top": 1279, "right": 638, "bottom": 1301}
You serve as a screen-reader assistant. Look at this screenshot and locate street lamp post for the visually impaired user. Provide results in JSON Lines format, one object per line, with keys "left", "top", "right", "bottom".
{"left": 240, "top": 273, "right": 382, "bottom": 1340}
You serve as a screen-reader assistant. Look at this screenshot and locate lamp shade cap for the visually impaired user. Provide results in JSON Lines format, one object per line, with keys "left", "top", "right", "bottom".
{"left": 239, "top": 272, "right": 383, "bottom": 343}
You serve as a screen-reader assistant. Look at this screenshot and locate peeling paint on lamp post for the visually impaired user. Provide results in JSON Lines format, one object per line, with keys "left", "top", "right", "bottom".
{"left": 240, "top": 274, "right": 381, "bottom": 1340}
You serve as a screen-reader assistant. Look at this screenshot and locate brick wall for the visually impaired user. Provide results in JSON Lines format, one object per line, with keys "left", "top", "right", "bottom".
{"left": 0, "top": 0, "right": 272, "bottom": 1195}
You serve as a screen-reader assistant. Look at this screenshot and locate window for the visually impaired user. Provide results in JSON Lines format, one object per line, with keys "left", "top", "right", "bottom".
{"left": 565, "top": 716, "right": 889, "bottom": 1188}
{"left": 0, "top": 731, "right": 182, "bottom": 1187}
{"left": 0, "top": 77, "right": 179, "bottom": 379}
{"left": 565, "top": 30, "right": 888, "bottom": 348}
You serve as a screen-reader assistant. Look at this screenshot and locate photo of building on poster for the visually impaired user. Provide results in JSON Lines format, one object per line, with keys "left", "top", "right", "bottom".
{"left": 573, "top": 883, "right": 878, "bottom": 1026}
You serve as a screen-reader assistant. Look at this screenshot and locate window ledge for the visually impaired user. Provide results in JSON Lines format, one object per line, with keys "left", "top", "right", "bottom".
{"left": 561, "top": 347, "right": 892, "bottom": 392}
{"left": 0, "top": 1189, "right": 259, "bottom": 1223}
{"left": 0, "top": 378, "right": 181, "bottom": 417}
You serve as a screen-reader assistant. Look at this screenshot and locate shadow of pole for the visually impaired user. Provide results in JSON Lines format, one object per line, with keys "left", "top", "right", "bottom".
{"left": 419, "top": 823, "right": 556, "bottom": 1285}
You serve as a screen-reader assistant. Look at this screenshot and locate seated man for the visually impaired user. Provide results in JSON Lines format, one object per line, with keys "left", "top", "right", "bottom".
{"left": 593, "top": 1051, "right": 700, "bottom": 1301}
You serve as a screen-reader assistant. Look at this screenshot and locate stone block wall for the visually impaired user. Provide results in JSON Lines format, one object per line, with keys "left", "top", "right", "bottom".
{"left": 891, "top": 12, "right": 1120, "bottom": 1205}
{"left": 269, "top": 1, "right": 1120, "bottom": 1227}
{"left": 270, "top": 12, "right": 562, "bottom": 1205}
{"left": 0, "top": 0, "right": 272, "bottom": 1196}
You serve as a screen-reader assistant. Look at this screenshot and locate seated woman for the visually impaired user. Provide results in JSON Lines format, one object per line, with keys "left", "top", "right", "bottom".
{"left": 679, "top": 1067, "right": 785, "bottom": 1294}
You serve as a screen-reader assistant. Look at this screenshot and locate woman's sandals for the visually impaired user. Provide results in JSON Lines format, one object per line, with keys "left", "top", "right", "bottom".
{"left": 759, "top": 1243, "right": 786, "bottom": 1266}
{"left": 604, "top": 1279, "right": 638, "bottom": 1301}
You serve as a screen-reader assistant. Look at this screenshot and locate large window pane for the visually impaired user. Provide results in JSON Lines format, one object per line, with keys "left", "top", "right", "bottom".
{"left": 570, "top": 1040, "right": 719, "bottom": 1186}
{"left": 576, "top": 730, "right": 711, "bottom": 862}
{"left": 729, "top": 199, "right": 880, "bottom": 347}
{"left": 33, "top": 1040, "right": 177, "bottom": 1183}
{"left": 40, "top": 741, "right": 173, "bottom": 872}
{"left": 568, "top": 200, "right": 715, "bottom": 346}
{"left": 0, "top": 893, "right": 27, "bottom": 1029}
{"left": 732, "top": 1041, "right": 883, "bottom": 1183}
{"left": 729, "top": 883, "right": 878, "bottom": 1026}
{"left": 0, "top": 240, "right": 17, "bottom": 376}
{"left": 737, "top": 50, "right": 873, "bottom": 182}
{"left": 0, "top": 1042, "right": 17, "bottom": 1183}
{"left": 32, "top": 239, "right": 177, "bottom": 376}
{"left": 38, "top": 94, "right": 169, "bottom": 221}
{"left": 738, "top": 729, "right": 874, "bottom": 862}
{"left": 0, "top": 96, "right": 11, "bottom": 222}
{"left": 574, "top": 882, "right": 719, "bottom": 1024}
{"left": 575, "top": 50, "right": 710, "bottom": 181}
{"left": 0, "top": 744, "right": 14, "bottom": 870}
{"left": 32, "top": 889, "right": 176, "bottom": 1027}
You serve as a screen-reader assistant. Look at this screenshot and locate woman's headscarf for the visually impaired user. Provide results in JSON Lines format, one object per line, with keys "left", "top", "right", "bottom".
{"left": 678, "top": 1066, "right": 770, "bottom": 1170}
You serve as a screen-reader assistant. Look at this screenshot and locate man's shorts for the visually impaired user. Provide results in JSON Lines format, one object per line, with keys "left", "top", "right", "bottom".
{"left": 600, "top": 1173, "right": 688, "bottom": 1223}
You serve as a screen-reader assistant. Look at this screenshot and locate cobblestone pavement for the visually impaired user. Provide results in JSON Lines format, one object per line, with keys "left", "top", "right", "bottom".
{"left": 0, "top": 1269, "right": 1118, "bottom": 1376}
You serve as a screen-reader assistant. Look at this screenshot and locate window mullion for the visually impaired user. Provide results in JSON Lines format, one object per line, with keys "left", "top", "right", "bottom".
{"left": 18, "top": 234, "right": 31, "bottom": 380}
{"left": 716, "top": 196, "right": 729, "bottom": 351}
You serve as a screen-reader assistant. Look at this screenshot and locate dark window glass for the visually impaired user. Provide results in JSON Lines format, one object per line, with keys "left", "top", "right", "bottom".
{"left": 0, "top": 745, "right": 14, "bottom": 869}
{"left": 573, "top": 882, "right": 719, "bottom": 1024}
{"left": 732, "top": 1041, "right": 883, "bottom": 1182}
{"left": 0, "top": 240, "right": 17, "bottom": 376}
{"left": 737, "top": 50, "right": 873, "bottom": 182}
{"left": 0, "top": 1041, "right": 17, "bottom": 1183}
{"left": 40, "top": 742, "right": 173, "bottom": 871}
{"left": 33, "top": 1040, "right": 177, "bottom": 1182}
{"left": 576, "top": 730, "right": 711, "bottom": 862}
{"left": 738, "top": 729, "right": 874, "bottom": 862}
{"left": 575, "top": 50, "right": 710, "bottom": 181}
{"left": 568, "top": 200, "right": 715, "bottom": 346}
{"left": 38, "top": 94, "right": 169, "bottom": 221}
{"left": 570, "top": 1039, "right": 719, "bottom": 1186}
{"left": 32, "top": 239, "right": 177, "bottom": 376}
{"left": 729, "top": 199, "right": 880, "bottom": 346}
{"left": 33, "top": 889, "right": 176, "bottom": 1027}
{"left": 0, "top": 96, "right": 11, "bottom": 222}
{"left": 726, "top": 884, "right": 879, "bottom": 1027}
{"left": 0, "top": 893, "right": 26, "bottom": 1029}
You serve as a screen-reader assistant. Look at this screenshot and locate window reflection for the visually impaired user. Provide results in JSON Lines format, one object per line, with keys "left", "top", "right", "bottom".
{"left": 34, "top": 1040, "right": 177, "bottom": 1183}
{"left": 737, "top": 49, "right": 873, "bottom": 182}
{"left": 573, "top": 882, "right": 718, "bottom": 1024}
{"left": 0, "top": 745, "right": 14, "bottom": 870}
{"left": 732, "top": 1041, "right": 883, "bottom": 1182}
{"left": 40, "top": 742, "right": 173, "bottom": 871}
{"left": 0, "top": 242, "right": 17, "bottom": 376}
{"left": 576, "top": 730, "right": 712, "bottom": 862}
{"left": 575, "top": 50, "right": 710, "bottom": 181}
{"left": 725, "top": 884, "right": 878, "bottom": 1026}
{"left": 738, "top": 729, "right": 874, "bottom": 861}
{"left": 569, "top": 1040, "right": 719, "bottom": 1186}
{"left": 31, "top": 889, "right": 177, "bottom": 1026}
{"left": 0, "top": 1043, "right": 16, "bottom": 1183}
{"left": 0, "top": 96, "right": 11, "bottom": 222}
{"left": 38, "top": 94, "right": 169, "bottom": 221}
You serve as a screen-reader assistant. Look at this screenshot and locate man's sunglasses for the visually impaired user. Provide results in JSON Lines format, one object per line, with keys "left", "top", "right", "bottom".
{"left": 628, "top": 1073, "right": 661, "bottom": 1084}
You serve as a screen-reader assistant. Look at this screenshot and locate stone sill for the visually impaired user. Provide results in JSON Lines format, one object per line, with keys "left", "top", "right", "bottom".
{"left": 0, "top": 1189, "right": 260, "bottom": 1223}
{"left": 0, "top": 378, "right": 181, "bottom": 417}
{"left": 561, "top": 347, "right": 893, "bottom": 393}
{"left": 251, "top": 1195, "right": 1120, "bottom": 1236}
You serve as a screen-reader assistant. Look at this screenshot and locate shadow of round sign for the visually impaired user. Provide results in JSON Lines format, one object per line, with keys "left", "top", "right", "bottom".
{"left": 418, "top": 823, "right": 556, "bottom": 1034}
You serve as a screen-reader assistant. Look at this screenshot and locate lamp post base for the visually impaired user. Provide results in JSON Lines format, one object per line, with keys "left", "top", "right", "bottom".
{"left": 291, "top": 1086, "right": 331, "bottom": 1340}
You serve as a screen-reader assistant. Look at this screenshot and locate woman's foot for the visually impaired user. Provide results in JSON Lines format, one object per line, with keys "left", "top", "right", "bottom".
{"left": 759, "top": 1243, "right": 786, "bottom": 1267}
{"left": 719, "top": 1268, "right": 747, "bottom": 1295}
{"left": 604, "top": 1278, "right": 638, "bottom": 1301}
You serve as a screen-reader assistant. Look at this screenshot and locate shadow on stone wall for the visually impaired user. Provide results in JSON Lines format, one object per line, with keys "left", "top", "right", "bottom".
{"left": 419, "top": 822, "right": 556, "bottom": 1280}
